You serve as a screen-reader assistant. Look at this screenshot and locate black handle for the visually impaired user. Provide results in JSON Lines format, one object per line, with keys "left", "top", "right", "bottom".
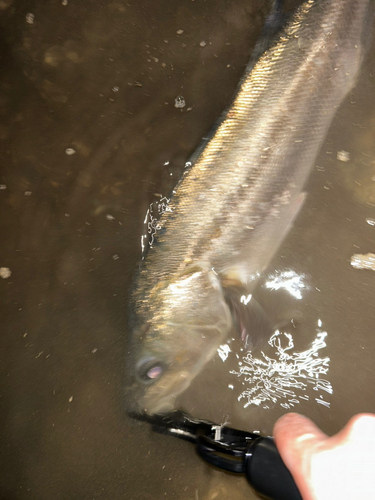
{"left": 245, "top": 437, "right": 303, "bottom": 500}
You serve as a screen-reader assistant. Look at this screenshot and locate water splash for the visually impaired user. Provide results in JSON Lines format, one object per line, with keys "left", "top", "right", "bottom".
{"left": 230, "top": 327, "right": 332, "bottom": 409}
{"left": 141, "top": 196, "right": 171, "bottom": 255}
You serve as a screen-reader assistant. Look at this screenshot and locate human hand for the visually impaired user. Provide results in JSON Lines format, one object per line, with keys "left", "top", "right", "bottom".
{"left": 273, "top": 412, "right": 375, "bottom": 500}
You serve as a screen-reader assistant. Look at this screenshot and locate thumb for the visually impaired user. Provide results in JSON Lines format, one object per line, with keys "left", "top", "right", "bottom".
{"left": 273, "top": 413, "right": 327, "bottom": 500}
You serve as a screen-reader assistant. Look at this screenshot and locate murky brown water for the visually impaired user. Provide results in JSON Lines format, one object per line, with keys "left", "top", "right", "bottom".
{"left": 1, "top": 1, "right": 375, "bottom": 499}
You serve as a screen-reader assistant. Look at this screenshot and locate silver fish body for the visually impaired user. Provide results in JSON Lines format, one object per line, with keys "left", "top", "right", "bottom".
{"left": 129, "top": 0, "right": 371, "bottom": 414}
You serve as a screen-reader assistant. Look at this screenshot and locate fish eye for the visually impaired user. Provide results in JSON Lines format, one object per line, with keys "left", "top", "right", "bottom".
{"left": 136, "top": 357, "right": 165, "bottom": 384}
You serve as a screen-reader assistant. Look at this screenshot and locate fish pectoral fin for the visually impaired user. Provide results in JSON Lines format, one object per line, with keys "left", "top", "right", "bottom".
{"left": 215, "top": 192, "right": 307, "bottom": 284}
{"left": 249, "top": 192, "right": 307, "bottom": 276}
{"left": 221, "top": 281, "right": 274, "bottom": 350}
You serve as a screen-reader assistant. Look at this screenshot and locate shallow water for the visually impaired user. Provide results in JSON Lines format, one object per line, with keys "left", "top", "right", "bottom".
{"left": 1, "top": 0, "right": 375, "bottom": 498}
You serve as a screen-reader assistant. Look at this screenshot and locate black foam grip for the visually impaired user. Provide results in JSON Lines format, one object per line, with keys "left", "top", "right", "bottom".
{"left": 245, "top": 437, "right": 303, "bottom": 500}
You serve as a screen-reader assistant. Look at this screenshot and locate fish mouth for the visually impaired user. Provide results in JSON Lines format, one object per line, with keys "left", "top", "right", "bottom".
{"left": 138, "top": 370, "right": 193, "bottom": 415}
{"left": 140, "top": 394, "right": 176, "bottom": 415}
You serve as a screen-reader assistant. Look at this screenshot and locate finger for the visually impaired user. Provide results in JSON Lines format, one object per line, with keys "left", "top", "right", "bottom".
{"left": 330, "top": 413, "right": 375, "bottom": 445}
{"left": 273, "top": 413, "right": 328, "bottom": 500}
{"left": 308, "top": 414, "right": 375, "bottom": 500}
{"left": 274, "top": 413, "right": 327, "bottom": 460}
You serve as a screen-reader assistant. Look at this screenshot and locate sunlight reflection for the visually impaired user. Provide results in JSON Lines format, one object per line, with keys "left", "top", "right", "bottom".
{"left": 217, "top": 344, "right": 231, "bottom": 362}
{"left": 264, "top": 270, "right": 307, "bottom": 300}
{"left": 230, "top": 325, "right": 332, "bottom": 410}
{"left": 141, "top": 196, "right": 171, "bottom": 256}
{"left": 240, "top": 294, "right": 252, "bottom": 305}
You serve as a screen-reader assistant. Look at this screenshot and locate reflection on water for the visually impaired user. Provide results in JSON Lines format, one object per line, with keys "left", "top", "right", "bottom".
{"left": 143, "top": 194, "right": 333, "bottom": 413}
{"left": 231, "top": 327, "right": 332, "bottom": 409}
{"left": 213, "top": 270, "right": 333, "bottom": 411}
{"left": 351, "top": 252, "right": 375, "bottom": 270}
{"left": 142, "top": 195, "right": 171, "bottom": 253}
{"left": 265, "top": 270, "right": 307, "bottom": 300}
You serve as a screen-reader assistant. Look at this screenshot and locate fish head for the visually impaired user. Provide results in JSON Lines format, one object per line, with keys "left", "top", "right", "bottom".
{"left": 129, "top": 267, "right": 232, "bottom": 414}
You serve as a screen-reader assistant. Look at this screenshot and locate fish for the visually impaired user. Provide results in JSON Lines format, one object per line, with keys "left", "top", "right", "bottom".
{"left": 129, "top": 0, "right": 372, "bottom": 414}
